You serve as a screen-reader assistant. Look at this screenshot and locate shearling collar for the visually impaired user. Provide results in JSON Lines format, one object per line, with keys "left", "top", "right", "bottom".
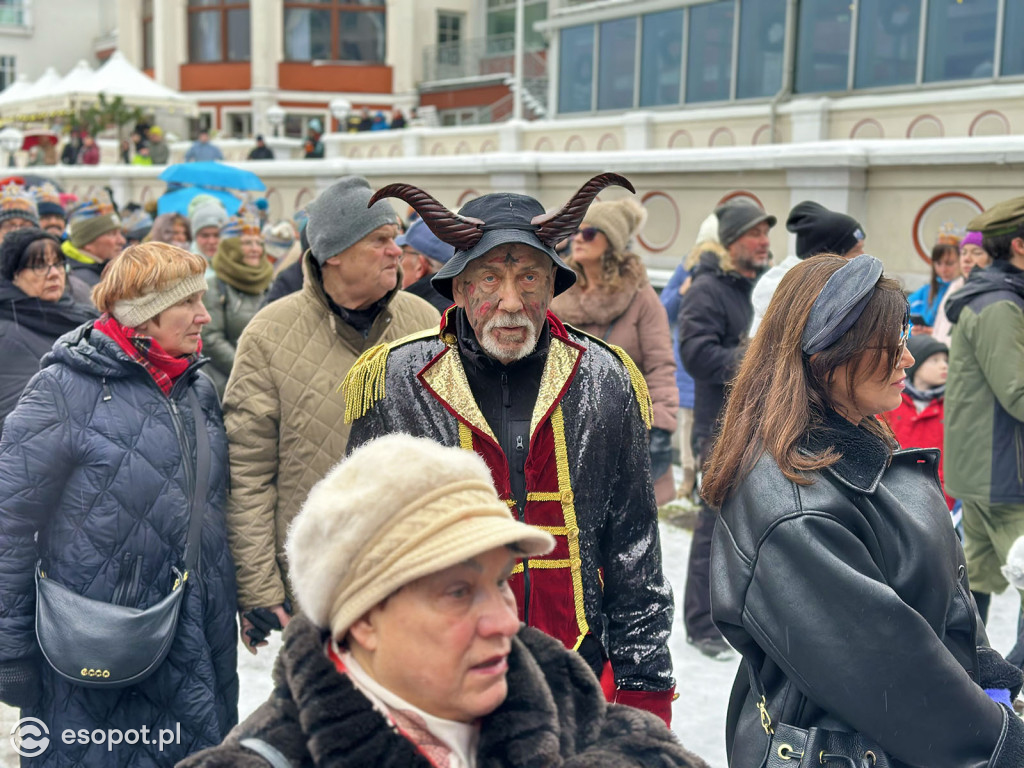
{"left": 802, "top": 409, "right": 892, "bottom": 494}
{"left": 550, "top": 257, "right": 646, "bottom": 327}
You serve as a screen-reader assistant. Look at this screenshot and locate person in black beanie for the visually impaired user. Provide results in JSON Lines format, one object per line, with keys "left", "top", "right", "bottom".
{"left": 0, "top": 228, "right": 96, "bottom": 433}
{"left": 751, "top": 200, "right": 865, "bottom": 335}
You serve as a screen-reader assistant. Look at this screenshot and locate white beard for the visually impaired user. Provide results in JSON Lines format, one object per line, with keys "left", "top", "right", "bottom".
{"left": 479, "top": 311, "right": 538, "bottom": 364}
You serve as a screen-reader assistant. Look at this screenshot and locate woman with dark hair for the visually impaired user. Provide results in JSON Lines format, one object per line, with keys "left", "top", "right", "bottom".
{"left": 0, "top": 228, "right": 96, "bottom": 432}
{"left": 704, "top": 254, "right": 1024, "bottom": 768}
{"left": 0, "top": 242, "right": 238, "bottom": 766}
{"left": 907, "top": 241, "right": 960, "bottom": 334}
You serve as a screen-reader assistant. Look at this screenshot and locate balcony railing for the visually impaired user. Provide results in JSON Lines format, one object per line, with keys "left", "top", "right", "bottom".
{"left": 421, "top": 33, "right": 547, "bottom": 84}
{"left": 0, "top": 0, "right": 29, "bottom": 27}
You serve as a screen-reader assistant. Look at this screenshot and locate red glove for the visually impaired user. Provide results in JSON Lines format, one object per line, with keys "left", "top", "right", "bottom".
{"left": 612, "top": 686, "right": 675, "bottom": 727}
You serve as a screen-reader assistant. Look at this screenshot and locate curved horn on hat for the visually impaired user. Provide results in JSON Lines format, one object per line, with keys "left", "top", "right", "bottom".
{"left": 369, "top": 183, "right": 485, "bottom": 251}
{"left": 531, "top": 172, "right": 636, "bottom": 246}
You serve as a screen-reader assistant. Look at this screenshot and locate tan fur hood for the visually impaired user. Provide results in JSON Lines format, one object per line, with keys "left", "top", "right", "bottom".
{"left": 551, "top": 254, "right": 648, "bottom": 327}
{"left": 685, "top": 240, "right": 731, "bottom": 273}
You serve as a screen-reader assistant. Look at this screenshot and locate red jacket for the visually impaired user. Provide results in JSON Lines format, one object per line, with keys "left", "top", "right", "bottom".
{"left": 882, "top": 393, "right": 954, "bottom": 509}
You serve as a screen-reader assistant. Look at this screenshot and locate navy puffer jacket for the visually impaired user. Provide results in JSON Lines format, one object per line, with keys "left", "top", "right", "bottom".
{"left": 0, "top": 322, "right": 238, "bottom": 767}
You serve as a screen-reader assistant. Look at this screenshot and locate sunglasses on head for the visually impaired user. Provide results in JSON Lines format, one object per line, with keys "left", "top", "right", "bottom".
{"left": 575, "top": 226, "right": 604, "bottom": 243}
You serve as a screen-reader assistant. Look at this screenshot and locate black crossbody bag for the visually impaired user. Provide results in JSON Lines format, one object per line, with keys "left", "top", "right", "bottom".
{"left": 745, "top": 659, "right": 892, "bottom": 768}
{"left": 34, "top": 388, "right": 211, "bottom": 688}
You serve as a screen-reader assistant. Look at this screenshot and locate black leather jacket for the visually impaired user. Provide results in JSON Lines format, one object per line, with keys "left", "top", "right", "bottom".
{"left": 711, "top": 415, "right": 1024, "bottom": 768}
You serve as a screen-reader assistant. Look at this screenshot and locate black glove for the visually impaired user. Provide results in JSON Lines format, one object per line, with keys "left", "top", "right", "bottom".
{"left": 0, "top": 657, "right": 42, "bottom": 709}
{"left": 649, "top": 427, "right": 673, "bottom": 481}
{"left": 978, "top": 646, "right": 1024, "bottom": 699}
{"left": 243, "top": 606, "right": 285, "bottom": 647}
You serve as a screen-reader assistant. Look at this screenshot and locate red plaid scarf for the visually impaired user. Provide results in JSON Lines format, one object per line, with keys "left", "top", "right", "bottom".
{"left": 94, "top": 315, "right": 198, "bottom": 396}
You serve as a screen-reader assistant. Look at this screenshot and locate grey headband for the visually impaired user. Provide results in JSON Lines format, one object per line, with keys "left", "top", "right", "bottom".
{"left": 801, "top": 254, "right": 884, "bottom": 356}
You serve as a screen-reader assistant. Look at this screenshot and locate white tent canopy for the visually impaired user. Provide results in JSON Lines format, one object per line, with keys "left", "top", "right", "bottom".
{"left": 0, "top": 52, "right": 197, "bottom": 119}
{"left": 0, "top": 74, "right": 33, "bottom": 109}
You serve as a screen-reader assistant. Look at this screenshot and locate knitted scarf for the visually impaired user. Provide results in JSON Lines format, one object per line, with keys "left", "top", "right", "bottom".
{"left": 212, "top": 237, "right": 274, "bottom": 295}
{"left": 94, "top": 314, "right": 197, "bottom": 396}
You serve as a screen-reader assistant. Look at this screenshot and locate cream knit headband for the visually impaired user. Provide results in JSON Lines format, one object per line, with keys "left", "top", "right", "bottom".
{"left": 112, "top": 273, "right": 208, "bottom": 328}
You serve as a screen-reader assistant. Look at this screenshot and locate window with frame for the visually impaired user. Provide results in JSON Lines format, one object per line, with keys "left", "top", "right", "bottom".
{"left": 1003, "top": 0, "right": 1024, "bottom": 76}
{"left": 686, "top": 0, "right": 734, "bottom": 103}
{"left": 794, "top": 0, "right": 852, "bottom": 93}
{"left": 283, "top": 1, "right": 387, "bottom": 63}
{"left": 923, "top": 0, "right": 997, "bottom": 82}
{"left": 438, "top": 12, "right": 463, "bottom": 46}
{"left": 736, "top": 0, "right": 786, "bottom": 99}
{"left": 0, "top": 56, "right": 14, "bottom": 92}
{"left": 558, "top": 24, "right": 594, "bottom": 113}
{"left": 854, "top": 0, "right": 920, "bottom": 89}
{"left": 639, "top": 9, "right": 684, "bottom": 107}
{"left": 142, "top": 0, "right": 154, "bottom": 70}
{"left": 597, "top": 17, "right": 636, "bottom": 110}
{"left": 188, "top": 0, "right": 250, "bottom": 63}
{"left": 487, "top": 0, "right": 548, "bottom": 52}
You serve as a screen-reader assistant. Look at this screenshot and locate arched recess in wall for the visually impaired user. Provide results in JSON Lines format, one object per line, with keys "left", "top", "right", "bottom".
{"left": 911, "top": 191, "right": 984, "bottom": 262}
{"left": 457, "top": 189, "right": 480, "bottom": 206}
{"left": 263, "top": 188, "right": 283, "bottom": 220}
{"left": 455, "top": 141, "right": 472, "bottom": 155}
{"left": 597, "top": 133, "right": 620, "bottom": 151}
{"left": 480, "top": 140, "right": 497, "bottom": 153}
{"left": 969, "top": 110, "right": 1010, "bottom": 137}
{"left": 348, "top": 146, "right": 362, "bottom": 158}
{"left": 430, "top": 143, "right": 447, "bottom": 155}
{"left": 564, "top": 135, "right": 586, "bottom": 152}
{"left": 849, "top": 118, "right": 884, "bottom": 139}
{"left": 388, "top": 144, "right": 402, "bottom": 157}
{"left": 294, "top": 187, "right": 315, "bottom": 213}
{"left": 534, "top": 137, "right": 553, "bottom": 151}
{"left": 751, "top": 124, "right": 777, "bottom": 145}
{"left": 137, "top": 186, "right": 153, "bottom": 206}
{"left": 636, "top": 191, "right": 680, "bottom": 254}
{"left": 367, "top": 145, "right": 381, "bottom": 158}
{"left": 668, "top": 129, "right": 693, "bottom": 149}
{"left": 906, "top": 114, "right": 944, "bottom": 139}
{"left": 709, "top": 127, "right": 735, "bottom": 147}
{"left": 717, "top": 190, "right": 765, "bottom": 209}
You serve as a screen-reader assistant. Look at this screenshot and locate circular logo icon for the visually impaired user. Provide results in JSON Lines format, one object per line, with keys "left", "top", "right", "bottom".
{"left": 11, "top": 717, "right": 50, "bottom": 757}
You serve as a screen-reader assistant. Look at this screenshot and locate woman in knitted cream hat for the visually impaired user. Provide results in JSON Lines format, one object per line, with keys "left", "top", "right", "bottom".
{"left": 201, "top": 211, "right": 273, "bottom": 397}
{"left": 550, "top": 196, "right": 679, "bottom": 505}
{"left": 180, "top": 433, "right": 708, "bottom": 768}
{"left": 0, "top": 242, "right": 239, "bottom": 765}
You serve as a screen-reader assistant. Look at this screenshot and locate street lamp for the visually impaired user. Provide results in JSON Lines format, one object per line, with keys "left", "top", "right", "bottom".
{"left": 329, "top": 98, "right": 351, "bottom": 132}
{"left": 266, "top": 105, "right": 285, "bottom": 138}
{"left": 0, "top": 126, "right": 24, "bottom": 167}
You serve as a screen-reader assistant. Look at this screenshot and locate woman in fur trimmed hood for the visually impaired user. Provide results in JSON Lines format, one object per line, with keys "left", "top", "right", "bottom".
{"left": 179, "top": 434, "right": 708, "bottom": 768}
{"left": 550, "top": 197, "right": 678, "bottom": 505}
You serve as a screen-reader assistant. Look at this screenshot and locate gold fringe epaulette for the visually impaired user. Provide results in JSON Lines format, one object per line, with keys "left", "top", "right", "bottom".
{"left": 567, "top": 327, "right": 653, "bottom": 430}
{"left": 341, "top": 327, "right": 439, "bottom": 423}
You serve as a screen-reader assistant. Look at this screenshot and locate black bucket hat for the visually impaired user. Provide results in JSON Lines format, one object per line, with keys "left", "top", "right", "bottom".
{"left": 368, "top": 173, "right": 635, "bottom": 300}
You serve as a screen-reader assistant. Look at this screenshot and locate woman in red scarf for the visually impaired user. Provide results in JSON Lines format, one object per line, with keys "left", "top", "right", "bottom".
{"left": 0, "top": 243, "right": 239, "bottom": 766}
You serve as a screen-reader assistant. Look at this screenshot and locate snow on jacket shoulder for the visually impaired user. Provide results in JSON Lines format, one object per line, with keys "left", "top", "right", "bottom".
{"left": 0, "top": 323, "right": 238, "bottom": 766}
{"left": 223, "top": 252, "right": 440, "bottom": 611}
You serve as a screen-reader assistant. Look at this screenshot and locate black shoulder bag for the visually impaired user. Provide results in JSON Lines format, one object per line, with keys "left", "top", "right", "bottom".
{"left": 745, "top": 659, "right": 892, "bottom": 768}
{"left": 34, "top": 388, "right": 211, "bottom": 688}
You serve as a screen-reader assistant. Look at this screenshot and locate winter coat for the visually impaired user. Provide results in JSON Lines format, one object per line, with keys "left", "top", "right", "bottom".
{"left": 0, "top": 323, "right": 239, "bottom": 767}
{"left": 77, "top": 143, "right": 100, "bottom": 165}
{"left": 148, "top": 140, "right": 170, "bottom": 165}
{"left": 346, "top": 310, "right": 675, "bottom": 697}
{"left": 222, "top": 251, "right": 440, "bottom": 612}
{"left": 677, "top": 243, "right": 753, "bottom": 459}
{"left": 908, "top": 278, "right": 951, "bottom": 328}
{"left": 260, "top": 259, "right": 303, "bottom": 308}
{"left": 882, "top": 391, "right": 954, "bottom": 508}
{"left": 0, "top": 280, "right": 96, "bottom": 432}
{"left": 185, "top": 142, "right": 224, "bottom": 162}
{"left": 711, "top": 411, "right": 1024, "bottom": 768}
{"left": 931, "top": 274, "right": 965, "bottom": 347}
{"left": 62, "top": 239, "right": 107, "bottom": 290}
{"left": 944, "top": 260, "right": 1024, "bottom": 504}
{"left": 178, "top": 616, "right": 707, "bottom": 768}
{"left": 749, "top": 253, "right": 800, "bottom": 337}
{"left": 550, "top": 257, "right": 678, "bottom": 434}
{"left": 660, "top": 263, "right": 695, "bottom": 409}
{"left": 201, "top": 277, "right": 267, "bottom": 397}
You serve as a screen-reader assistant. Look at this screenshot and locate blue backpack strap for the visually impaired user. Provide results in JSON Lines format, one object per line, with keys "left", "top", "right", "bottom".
{"left": 239, "top": 737, "right": 292, "bottom": 768}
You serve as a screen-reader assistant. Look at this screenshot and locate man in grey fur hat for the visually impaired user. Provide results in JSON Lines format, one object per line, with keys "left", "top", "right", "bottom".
{"left": 221, "top": 176, "right": 440, "bottom": 653}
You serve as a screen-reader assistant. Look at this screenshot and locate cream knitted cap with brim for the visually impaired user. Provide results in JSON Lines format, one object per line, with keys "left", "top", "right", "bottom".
{"left": 112, "top": 273, "right": 208, "bottom": 328}
{"left": 286, "top": 434, "right": 555, "bottom": 640}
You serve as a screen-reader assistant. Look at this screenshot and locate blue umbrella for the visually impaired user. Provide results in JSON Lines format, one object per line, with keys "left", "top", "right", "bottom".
{"left": 157, "top": 186, "right": 243, "bottom": 216}
{"left": 159, "top": 161, "right": 266, "bottom": 192}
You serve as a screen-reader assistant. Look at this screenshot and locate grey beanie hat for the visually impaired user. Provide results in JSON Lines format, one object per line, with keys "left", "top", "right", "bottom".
{"left": 306, "top": 176, "right": 398, "bottom": 265}
{"left": 190, "top": 201, "right": 228, "bottom": 234}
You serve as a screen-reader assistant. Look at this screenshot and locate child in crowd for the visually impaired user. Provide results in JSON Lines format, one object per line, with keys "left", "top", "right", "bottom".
{"left": 882, "top": 335, "right": 954, "bottom": 510}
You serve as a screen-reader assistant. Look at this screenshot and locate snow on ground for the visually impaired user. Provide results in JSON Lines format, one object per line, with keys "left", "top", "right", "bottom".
{"left": 1, "top": 522, "right": 1019, "bottom": 767}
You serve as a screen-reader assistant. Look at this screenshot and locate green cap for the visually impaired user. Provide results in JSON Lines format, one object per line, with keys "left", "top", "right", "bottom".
{"left": 968, "top": 195, "right": 1024, "bottom": 238}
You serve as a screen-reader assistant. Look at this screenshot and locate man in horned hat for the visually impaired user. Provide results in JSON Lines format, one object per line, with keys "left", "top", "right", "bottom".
{"left": 344, "top": 175, "right": 676, "bottom": 725}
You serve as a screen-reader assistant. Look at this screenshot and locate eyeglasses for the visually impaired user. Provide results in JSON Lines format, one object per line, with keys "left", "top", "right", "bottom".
{"left": 575, "top": 227, "right": 604, "bottom": 243}
{"left": 27, "top": 260, "right": 67, "bottom": 276}
{"left": 895, "top": 324, "right": 910, "bottom": 365}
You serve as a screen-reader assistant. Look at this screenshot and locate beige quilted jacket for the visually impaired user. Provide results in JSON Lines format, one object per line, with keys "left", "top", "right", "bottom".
{"left": 222, "top": 252, "right": 440, "bottom": 610}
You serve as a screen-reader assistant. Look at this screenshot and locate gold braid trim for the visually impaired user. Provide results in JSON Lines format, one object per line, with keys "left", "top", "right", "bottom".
{"left": 551, "top": 405, "right": 590, "bottom": 650}
{"left": 458, "top": 422, "right": 474, "bottom": 451}
{"left": 340, "top": 327, "right": 440, "bottom": 424}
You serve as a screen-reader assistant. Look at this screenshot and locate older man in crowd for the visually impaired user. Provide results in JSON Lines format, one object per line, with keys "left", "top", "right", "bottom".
{"left": 60, "top": 197, "right": 125, "bottom": 305}
{"left": 222, "top": 176, "right": 440, "bottom": 653}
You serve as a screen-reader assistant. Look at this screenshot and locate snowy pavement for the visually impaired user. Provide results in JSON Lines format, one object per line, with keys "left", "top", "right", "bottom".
{"left": 1, "top": 522, "right": 1019, "bottom": 767}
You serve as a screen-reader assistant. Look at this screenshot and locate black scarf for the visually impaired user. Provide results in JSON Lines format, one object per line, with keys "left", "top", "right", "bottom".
{"left": 802, "top": 408, "right": 892, "bottom": 491}
{"left": 0, "top": 281, "right": 97, "bottom": 338}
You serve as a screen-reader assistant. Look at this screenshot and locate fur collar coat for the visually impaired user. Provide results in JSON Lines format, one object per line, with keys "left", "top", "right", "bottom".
{"left": 179, "top": 615, "right": 708, "bottom": 768}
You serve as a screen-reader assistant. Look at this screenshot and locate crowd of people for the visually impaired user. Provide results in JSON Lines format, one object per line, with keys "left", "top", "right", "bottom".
{"left": 0, "top": 161, "right": 1022, "bottom": 768}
